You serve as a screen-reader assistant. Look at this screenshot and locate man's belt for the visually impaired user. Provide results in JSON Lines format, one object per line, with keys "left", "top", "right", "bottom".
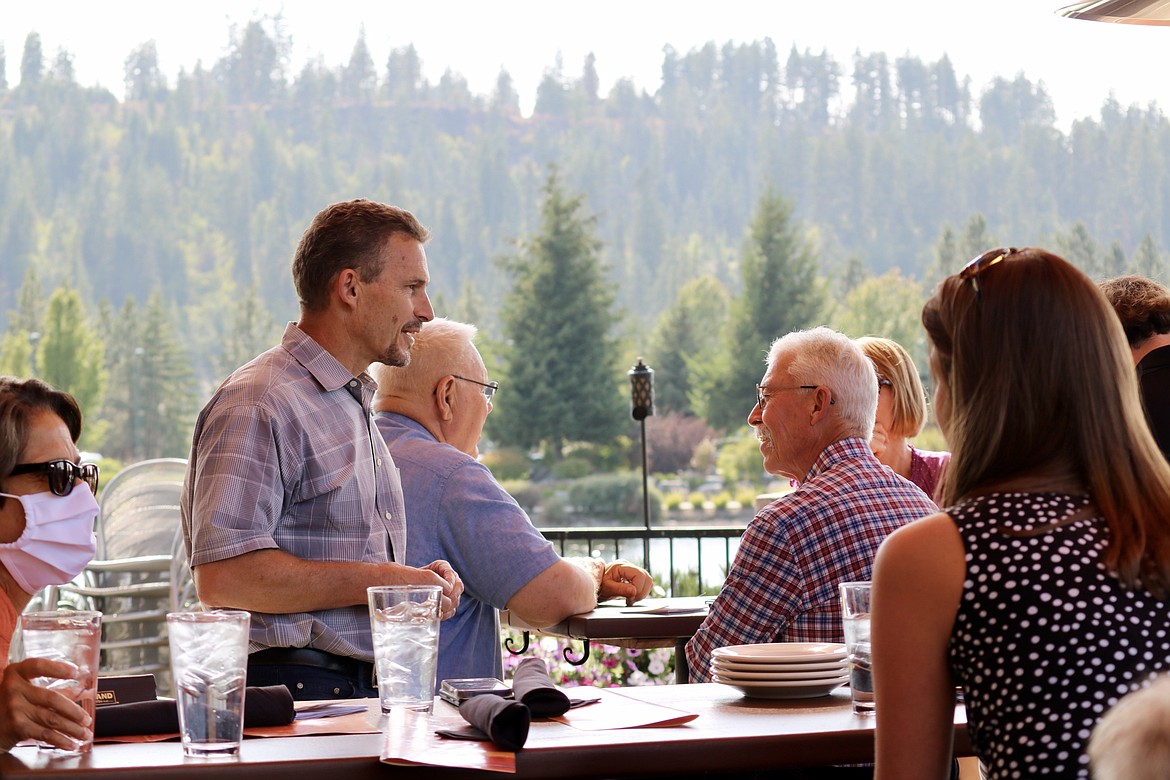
{"left": 248, "top": 647, "right": 376, "bottom": 687}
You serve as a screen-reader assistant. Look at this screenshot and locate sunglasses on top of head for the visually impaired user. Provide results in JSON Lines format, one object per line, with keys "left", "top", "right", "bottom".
{"left": 959, "top": 247, "right": 1020, "bottom": 298}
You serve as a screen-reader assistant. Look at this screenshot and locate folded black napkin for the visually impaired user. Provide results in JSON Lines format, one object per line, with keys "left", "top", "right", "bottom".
{"left": 454, "top": 694, "right": 530, "bottom": 751}
{"left": 95, "top": 685, "right": 295, "bottom": 737}
{"left": 510, "top": 657, "right": 571, "bottom": 718}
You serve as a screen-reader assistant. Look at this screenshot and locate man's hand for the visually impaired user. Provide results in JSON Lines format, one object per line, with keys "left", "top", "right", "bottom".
{"left": 0, "top": 658, "right": 92, "bottom": 753}
{"left": 421, "top": 560, "right": 464, "bottom": 619}
{"left": 599, "top": 560, "right": 655, "bottom": 606}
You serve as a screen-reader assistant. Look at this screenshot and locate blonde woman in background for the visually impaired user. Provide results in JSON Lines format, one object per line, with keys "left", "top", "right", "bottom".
{"left": 856, "top": 336, "right": 949, "bottom": 498}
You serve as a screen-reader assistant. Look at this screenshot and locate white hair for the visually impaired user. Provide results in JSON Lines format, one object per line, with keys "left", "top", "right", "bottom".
{"left": 768, "top": 326, "right": 877, "bottom": 439}
{"left": 1090, "top": 675, "right": 1170, "bottom": 780}
{"left": 371, "top": 318, "right": 479, "bottom": 401}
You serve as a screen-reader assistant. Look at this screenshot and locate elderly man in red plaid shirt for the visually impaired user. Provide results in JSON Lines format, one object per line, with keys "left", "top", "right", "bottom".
{"left": 686, "top": 327, "right": 936, "bottom": 684}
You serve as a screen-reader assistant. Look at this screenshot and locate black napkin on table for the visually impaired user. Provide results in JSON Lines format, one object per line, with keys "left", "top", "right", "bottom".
{"left": 510, "top": 657, "right": 571, "bottom": 718}
{"left": 455, "top": 694, "right": 530, "bottom": 751}
{"left": 95, "top": 685, "right": 295, "bottom": 737}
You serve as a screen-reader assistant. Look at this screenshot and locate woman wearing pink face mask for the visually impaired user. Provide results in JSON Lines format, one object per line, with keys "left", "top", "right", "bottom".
{"left": 0, "top": 377, "right": 99, "bottom": 753}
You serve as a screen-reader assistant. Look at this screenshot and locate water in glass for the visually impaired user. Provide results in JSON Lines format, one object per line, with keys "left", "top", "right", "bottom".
{"left": 21, "top": 611, "right": 102, "bottom": 755}
{"left": 167, "top": 610, "right": 250, "bottom": 757}
{"left": 369, "top": 586, "right": 440, "bottom": 713}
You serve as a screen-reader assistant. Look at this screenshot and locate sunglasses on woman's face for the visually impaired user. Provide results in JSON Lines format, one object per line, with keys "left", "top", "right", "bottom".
{"left": 9, "top": 459, "right": 100, "bottom": 497}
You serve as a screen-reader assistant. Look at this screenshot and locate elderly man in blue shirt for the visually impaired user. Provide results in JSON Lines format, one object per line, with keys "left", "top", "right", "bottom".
{"left": 371, "top": 318, "right": 653, "bottom": 685}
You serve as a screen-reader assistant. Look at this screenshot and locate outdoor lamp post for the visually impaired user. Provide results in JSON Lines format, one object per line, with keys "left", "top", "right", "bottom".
{"left": 28, "top": 331, "right": 41, "bottom": 376}
{"left": 628, "top": 358, "right": 654, "bottom": 568}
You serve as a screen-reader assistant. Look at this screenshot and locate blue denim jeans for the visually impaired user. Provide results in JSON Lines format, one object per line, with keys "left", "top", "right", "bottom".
{"left": 246, "top": 663, "right": 378, "bottom": 701}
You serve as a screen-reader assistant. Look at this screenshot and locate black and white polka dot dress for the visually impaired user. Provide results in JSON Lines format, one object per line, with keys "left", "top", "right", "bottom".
{"left": 947, "top": 492, "right": 1170, "bottom": 779}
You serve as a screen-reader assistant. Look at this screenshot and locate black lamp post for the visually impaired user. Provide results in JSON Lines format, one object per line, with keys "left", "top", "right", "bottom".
{"left": 28, "top": 331, "right": 41, "bottom": 376}
{"left": 628, "top": 357, "right": 654, "bottom": 568}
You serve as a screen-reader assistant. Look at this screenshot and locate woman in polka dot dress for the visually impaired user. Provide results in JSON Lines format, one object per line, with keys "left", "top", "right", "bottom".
{"left": 870, "top": 248, "right": 1170, "bottom": 780}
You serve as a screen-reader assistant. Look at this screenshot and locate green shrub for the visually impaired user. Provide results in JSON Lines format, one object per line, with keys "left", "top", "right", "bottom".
{"left": 552, "top": 456, "right": 593, "bottom": 480}
{"left": 566, "top": 472, "right": 662, "bottom": 522}
{"left": 717, "top": 428, "right": 767, "bottom": 487}
{"left": 912, "top": 424, "right": 948, "bottom": 453}
{"left": 502, "top": 480, "right": 544, "bottom": 514}
{"left": 711, "top": 491, "right": 732, "bottom": 510}
{"left": 735, "top": 486, "right": 760, "bottom": 508}
{"left": 688, "top": 491, "right": 706, "bottom": 507}
{"left": 663, "top": 493, "right": 685, "bottom": 510}
{"left": 482, "top": 447, "right": 530, "bottom": 481}
{"left": 563, "top": 438, "right": 632, "bottom": 472}
{"left": 537, "top": 491, "right": 571, "bottom": 525}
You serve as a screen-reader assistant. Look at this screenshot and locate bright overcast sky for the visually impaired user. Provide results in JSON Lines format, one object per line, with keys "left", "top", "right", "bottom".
{"left": 4, "top": 0, "right": 1168, "bottom": 129}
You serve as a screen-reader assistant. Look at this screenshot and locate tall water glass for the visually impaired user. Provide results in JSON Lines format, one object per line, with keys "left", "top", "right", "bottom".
{"left": 368, "top": 585, "right": 441, "bottom": 713}
{"left": 167, "top": 610, "right": 251, "bottom": 757}
{"left": 839, "top": 581, "right": 874, "bottom": 715}
{"left": 20, "top": 610, "right": 103, "bottom": 755}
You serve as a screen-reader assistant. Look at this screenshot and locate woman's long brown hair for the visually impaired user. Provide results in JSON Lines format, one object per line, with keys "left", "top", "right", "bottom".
{"left": 923, "top": 248, "right": 1170, "bottom": 597}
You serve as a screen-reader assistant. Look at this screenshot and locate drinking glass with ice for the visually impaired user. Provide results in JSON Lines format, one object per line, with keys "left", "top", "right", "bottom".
{"left": 19, "top": 610, "right": 103, "bottom": 755}
{"left": 166, "top": 610, "right": 251, "bottom": 757}
{"left": 367, "top": 585, "right": 441, "bottom": 713}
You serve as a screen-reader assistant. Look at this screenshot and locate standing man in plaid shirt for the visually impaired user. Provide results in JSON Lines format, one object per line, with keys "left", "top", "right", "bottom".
{"left": 181, "top": 200, "right": 463, "bottom": 700}
{"left": 686, "top": 327, "right": 936, "bottom": 683}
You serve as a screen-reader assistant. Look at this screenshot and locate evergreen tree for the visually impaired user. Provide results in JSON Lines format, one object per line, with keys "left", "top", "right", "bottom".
{"left": 340, "top": 28, "right": 377, "bottom": 104}
{"left": 1131, "top": 234, "right": 1167, "bottom": 281}
{"left": 1055, "top": 222, "right": 1105, "bottom": 279}
{"left": 385, "top": 44, "right": 425, "bottom": 102}
{"left": 19, "top": 32, "right": 43, "bottom": 89}
{"left": 927, "top": 225, "right": 959, "bottom": 288}
{"left": 491, "top": 169, "right": 625, "bottom": 459}
{"left": 648, "top": 275, "right": 729, "bottom": 416}
{"left": 217, "top": 284, "right": 279, "bottom": 382}
{"left": 96, "top": 297, "right": 142, "bottom": 462}
{"left": 490, "top": 68, "right": 520, "bottom": 115}
{"left": 136, "top": 290, "right": 199, "bottom": 459}
{"left": 10, "top": 266, "right": 44, "bottom": 334}
{"left": 124, "top": 41, "right": 167, "bottom": 102}
{"left": 36, "top": 285, "right": 106, "bottom": 449}
{"left": 0, "top": 331, "right": 32, "bottom": 376}
{"left": 694, "top": 188, "right": 825, "bottom": 432}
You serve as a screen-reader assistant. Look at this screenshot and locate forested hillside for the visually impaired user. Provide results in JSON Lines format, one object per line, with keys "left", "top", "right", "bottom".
{"left": 1, "top": 18, "right": 1167, "bottom": 464}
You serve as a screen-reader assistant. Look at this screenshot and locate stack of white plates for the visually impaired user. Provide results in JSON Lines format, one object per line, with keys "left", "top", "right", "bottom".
{"left": 711, "top": 642, "right": 849, "bottom": 699}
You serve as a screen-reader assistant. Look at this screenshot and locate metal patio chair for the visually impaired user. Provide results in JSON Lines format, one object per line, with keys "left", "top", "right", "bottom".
{"left": 53, "top": 457, "right": 191, "bottom": 693}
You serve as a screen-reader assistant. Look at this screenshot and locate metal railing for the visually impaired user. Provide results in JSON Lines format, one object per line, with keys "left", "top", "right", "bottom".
{"left": 535, "top": 525, "right": 744, "bottom": 596}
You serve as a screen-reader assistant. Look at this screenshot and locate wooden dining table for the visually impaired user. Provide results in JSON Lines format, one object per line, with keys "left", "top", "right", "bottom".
{"left": 503, "top": 596, "right": 710, "bottom": 683}
{"left": 0, "top": 684, "right": 972, "bottom": 779}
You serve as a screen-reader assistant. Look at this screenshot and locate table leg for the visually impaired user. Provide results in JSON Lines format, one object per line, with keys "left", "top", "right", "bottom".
{"left": 674, "top": 639, "right": 690, "bottom": 684}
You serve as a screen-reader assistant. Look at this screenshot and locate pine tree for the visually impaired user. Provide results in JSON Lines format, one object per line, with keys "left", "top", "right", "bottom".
{"left": 217, "top": 284, "right": 279, "bottom": 383}
{"left": 491, "top": 168, "right": 625, "bottom": 460}
{"left": 136, "top": 290, "right": 199, "bottom": 460}
{"left": 648, "top": 275, "right": 729, "bottom": 416}
{"left": 37, "top": 285, "right": 107, "bottom": 450}
{"left": 97, "top": 292, "right": 199, "bottom": 462}
{"left": 694, "top": 188, "right": 825, "bottom": 432}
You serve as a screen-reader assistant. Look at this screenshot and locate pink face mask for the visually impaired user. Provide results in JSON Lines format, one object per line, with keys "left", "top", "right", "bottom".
{"left": 0, "top": 487, "right": 98, "bottom": 595}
